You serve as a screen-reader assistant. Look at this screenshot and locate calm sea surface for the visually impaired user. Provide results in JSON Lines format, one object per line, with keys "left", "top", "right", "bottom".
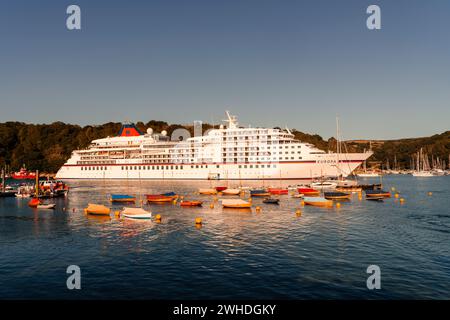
{"left": 0, "top": 176, "right": 449, "bottom": 299}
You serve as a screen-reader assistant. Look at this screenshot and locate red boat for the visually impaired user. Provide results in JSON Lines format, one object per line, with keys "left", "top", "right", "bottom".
{"left": 215, "top": 186, "right": 228, "bottom": 192}
{"left": 298, "top": 187, "right": 320, "bottom": 196}
{"left": 12, "top": 167, "right": 36, "bottom": 180}
{"left": 268, "top": 188, "right": 288, "bottom": 195}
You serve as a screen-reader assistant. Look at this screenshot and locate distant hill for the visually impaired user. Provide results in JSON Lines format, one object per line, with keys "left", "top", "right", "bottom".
{"left": 0, "top": 121, "right": 448, "bottom": 173}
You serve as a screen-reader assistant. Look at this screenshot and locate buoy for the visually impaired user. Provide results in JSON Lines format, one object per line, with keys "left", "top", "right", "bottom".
{"left": 428, "top": 192, "right": 432, "bottom": 196}
{"left": 210, "top": 203, "right": 214, "bottom": 209}
{"left": 391, "top": 187, "right": 396, "bottom": 191}
{"left": 115, "top": 211, "right": 120, "bottom": 216}
{"left": 394, "top": 193, "right": 399, "bottom": 198}
{"left": 336, "top": 202, "right": 341, "bottom": 208}
{"left": 300, "top": 200, "right": 305, "bottom": 206}
{"left": 172, "top": 200, "right": 177, "bottom": 205}
{"left": 256, "top": 206, "right": 261, "bottom": 212}
{"left": 155, "top": 214, "right": 162, "bottom": 222}
{"left": 296, "top": 209, "right": 302, "bottom": 216}
{"left": 195, "top": 217, "right": 202, "bottom": 225}
{"left": 400, "top": 198, "right": 405, "bottom": 204}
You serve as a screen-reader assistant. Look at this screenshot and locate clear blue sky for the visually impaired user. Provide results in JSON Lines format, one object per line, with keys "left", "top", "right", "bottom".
{"left": 0, "top": 0, "right": 449, "bottom": 140}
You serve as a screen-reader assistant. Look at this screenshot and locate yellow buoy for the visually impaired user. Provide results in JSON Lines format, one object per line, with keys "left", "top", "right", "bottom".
{"left": 255, "top": 206, "right": 261, "bottom": 212}
{"left": 394, "top": 193, "right": 399, "bottom": 198}
{"left": 155, "top": 214, "right": 162, "bottom": 222}
{"left": 400, "top": 198, "right": 405, "bottom": 204}
{"left": 172, "top": 200, "right": 177, "bottom": 205}
{"left": 210, "top": 203, "right": 214, "bottom": 209}
{"left": 428, "top": 192, "right": 432, "bottom": 196}
{"left": 115, "top": 210, "right": 120, "bottom": 216}
{"left": 300, "top": 200, "right": 305, "bottom": 206}
{"left": 296, "top": 209, "right": 302, "bottom": 216}
{"left": 336, "top": 202, "right": 341, "bottom": 208}
{"left": 195, "top": 217, "right": 202, "bottom": 225}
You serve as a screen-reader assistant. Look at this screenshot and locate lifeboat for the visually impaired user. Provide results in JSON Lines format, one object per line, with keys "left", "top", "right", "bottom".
{"left": 298, "top": 188, "right": 320, "bottom": 196}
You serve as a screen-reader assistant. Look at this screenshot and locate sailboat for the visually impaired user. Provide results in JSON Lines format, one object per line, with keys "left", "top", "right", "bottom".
{"left": 122, "top": 172, "right": 152, "bottom": 219}
{"left": 412, "top": 148, "right": 433, "bottom": 177}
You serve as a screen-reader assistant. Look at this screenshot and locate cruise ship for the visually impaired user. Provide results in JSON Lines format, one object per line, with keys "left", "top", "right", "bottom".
{"left": 56, "top": 112, "right": 372, "bottom": 180}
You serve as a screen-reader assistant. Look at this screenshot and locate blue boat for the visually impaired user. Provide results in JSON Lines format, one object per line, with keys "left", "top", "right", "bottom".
{"left": 110, "top": 194, "right": 136, "bottom": 202}
{"left": 250, "top": 189, "right": 270, "bottom": 197}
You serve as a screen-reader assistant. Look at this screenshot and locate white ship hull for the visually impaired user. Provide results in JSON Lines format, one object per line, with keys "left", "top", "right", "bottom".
{"left": 56, "top": 154, "right": 369, "bottom": 180}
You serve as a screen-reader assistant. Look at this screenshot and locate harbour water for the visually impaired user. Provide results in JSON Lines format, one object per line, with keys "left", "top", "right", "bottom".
{"left": 0, "top": 176, "right": 449, "bottom": 299}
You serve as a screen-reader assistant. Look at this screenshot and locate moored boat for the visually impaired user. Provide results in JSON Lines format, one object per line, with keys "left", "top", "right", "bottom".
{"left": 147, "top": 195, "right": 173, "bottom": 203}
{"left": 303, "top": 196, "right": 333, "bottom": 207}
{"left": 250, "top": 189, "right": 270, "bottom": 197}
{"left": 324, "top": 192, "right": 351, "bottom": 200}
{"left": 263, "top": 198, "right": 280, "bottom": 204}
{"left": 121, "top": 207, "right": 152, "bottom": 219}
{"left": 215, "top": 186, "right": 228, "bottom": 192}
{"left": 336, "top": 186, "right": 362, "bottom": 193}
{"left": 222, "top": 199, "right": 252, "bottom": 208}
{"left": 221, "top": 188, "right": 241, "bottom": 195}
{"left": 268, "top": 188, "right": 288, "bottom": 195}
{"left": 110, "top": 194, "right": 136, "bottom": 203}
{"left": 310, "top": 181, "right": 337, "bottom": 190}
{"left": 365, "top": 190, "right": 391, "bottom": 198}
{"left": 12, "top": 166, "right": 37, "bottom": 180}
{"left": 37, "top": 203, "right": 56, "bottom": 209}
{"left": 199, "top": 188, "right": 217, "bottom": 195}
{"left": 180, "top": 200, "right": 203, "bottom": 207}
{"left": 298, "top": 188, "right": 320, "bottom": 196}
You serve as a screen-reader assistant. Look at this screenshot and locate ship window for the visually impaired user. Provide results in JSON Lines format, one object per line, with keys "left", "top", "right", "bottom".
{"left": 121, "top": 166, "right": 124, "bottom": 170}
{"left": 138, "top": 166, "right": 141, "bottom": 170}
{"left": 255, "top": 165, "right": 259, "bottom": 168}
{"left": 134, "top": 166, "right": 137, "bottom": 170}
{"left": 261, "top": 165, "right": 264, "bottom": 168}
{"left": 196, "top": 165, "right": 199, "bottom": 168}
{"left": 250, "top": 165, "right": 253, "bottom": 168}
{"left": 244, "top": 165, "right": 247, "bottom": 168}
{"left": 125, "top": 166, "right": 128, "bottom": 170}
{"left": 216, "top": 165, "right": 219, "bottom": 168}
{"left": 81, "top": 167, "right": 83, "bottom": 170}
{"left": 239, "top": 165, "right": 242, "bottom": 168}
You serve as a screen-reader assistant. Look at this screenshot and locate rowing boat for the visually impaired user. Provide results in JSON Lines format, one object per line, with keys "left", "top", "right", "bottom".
{"left": 121, "top": 207, "right": 152, "bottom": 219}
{"left": 85, "top": 203, "right": 111, "bottom": 215}
{"left": 324, "top": 192, "right": 351, "bottom": 200}
{"left": 222, "top": 199, "right": 252, "bottom": 208}
{"left": 303, "top": 196, "right": 333, "bottom": 207}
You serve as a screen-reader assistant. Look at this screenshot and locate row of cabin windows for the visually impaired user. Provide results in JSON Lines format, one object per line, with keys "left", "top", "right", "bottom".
{"left": 81, "top": 163, "right": 284, "bottom": 171}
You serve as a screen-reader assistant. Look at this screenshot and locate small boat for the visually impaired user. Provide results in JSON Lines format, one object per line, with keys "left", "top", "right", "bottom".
{"left": 366, "top": 196, "right": 384, "bottom": 202}
{"left": 221, "top": 188, "right": 241, "bottom": 195}
{"left": 121, "top": 207, "right": 152, "bottom": 219}
{"left": 85, "top": 203, "right": 111, "bottom": 215}
{"left": 268, "top": 188, "right": 288, "bottom": 195}
{"left": 215, "top": 186, "right": 228, "bottom": 192}
{"left": 37, "top": 203, "right": 56, "bottom": 209}
{"left": 310, "top": 181, "right": 337, "bottom": 189}
{"left": 336, "top": 186, "right": 362, "bottom": 193}
{"left": 336, "top": 179, "right": 358, "bottom": 187}
{"left": 303, "top": 196, "right": 333, "bottom": 207}
{"left": 161, "top": 192, "right": 178, "bottom": 199}
{"left": 298, "top": 188, "right": 320, "bottom": 196}
{"left": 250, "top": 189, "right": 270, "bottom": 197}
{"left": 357, "top": 172, "right": 380, "bottom": 177}
{"left": 222, "top": 199, "right": 252, "bottom": 208}
{"left": 360, "top": 184, "right": 382, "bottom": 191}
{"left": 110, "top": 194, "right": 136, "bottom": 203}
{"left": 324, "top": 192, "right": 351, "bottom": 200}
{"left": 147, "top": 196, "right": 173, "bottom": 203}
{"left": 198, "top": 188, "right": 217, "bottom": 195}
{"left": 180, "top": 200, "right": 203, "bottom": 207}
{"left": 263, "top": 198, "right": 280, "bottom": 204}
{"left": 291, "top": 194, "right": 304, "bottom": 198}
{"left": 365, "top": 190, "right": 391, "bottom": 198}
{"left": 12, "top": 166, "right": 36, "bottom": 180}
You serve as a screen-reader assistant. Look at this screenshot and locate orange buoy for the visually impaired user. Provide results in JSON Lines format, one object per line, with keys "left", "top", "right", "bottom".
{"left": 155, "top": 214, "right": 162, "bottom": 222}
{"left": 296, "top": 209, "right": 302, "bottom": 216}
{"left": 336, "top": 202, "right": 341, "bottom": 208}
{"left": 195, "top": 217, "right": 202, "bottom": 225}
{"left": 394, "top": 193, "right": 399, "bottom": 198}
{"left": 255, "top": 206, "right": 261, "bottom": 212}
{"left": 210, "top": 203, "right": 214, "bottom": 209}
{"left": 428, "top": 192, "right": 432, "bottom": 196}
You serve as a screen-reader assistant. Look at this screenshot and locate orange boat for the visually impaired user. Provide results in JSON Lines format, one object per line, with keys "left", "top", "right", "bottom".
{"left": 28, "top": 198, "right": 40, "bottom": 208}
{"left": 147, "top": 196, "right": 173, "bottom": 203}
{"left": 298, "top": 188, "right": 320, "bottom": 196}
{"left": 268, "top": 188, "right": 288, "bottom": 195}
{"left": 180, "top": 201, "right": 203, "bottom": 207}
